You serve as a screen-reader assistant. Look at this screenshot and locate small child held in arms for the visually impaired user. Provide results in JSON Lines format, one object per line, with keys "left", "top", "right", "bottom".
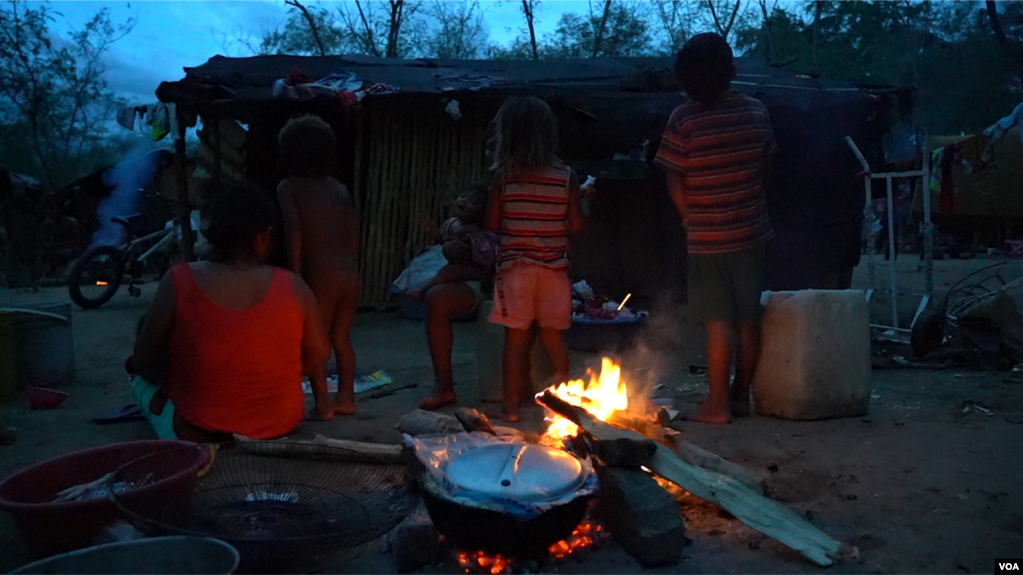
{"left": 405, "top": 185, "right": 495, "bottom": 301}
{"left": 277, "top": 115, "right": 361, "bottom": 415}
{"left": 486, "top": 96, "right": 585, "bottom": 422}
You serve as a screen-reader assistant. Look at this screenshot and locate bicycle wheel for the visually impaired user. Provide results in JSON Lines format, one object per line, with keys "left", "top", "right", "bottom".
{"left": 69, "top": 245, "right": 127, "bottom": 309}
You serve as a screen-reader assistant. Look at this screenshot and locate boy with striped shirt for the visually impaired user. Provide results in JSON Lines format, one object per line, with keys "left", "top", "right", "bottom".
{"left": 655, "top": 33, "right": 776, "bottom": 424}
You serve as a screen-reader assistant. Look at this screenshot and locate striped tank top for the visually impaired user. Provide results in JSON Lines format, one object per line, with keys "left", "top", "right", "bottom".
{"left": 497, "top": 164, "right": 571, "bottom": 271}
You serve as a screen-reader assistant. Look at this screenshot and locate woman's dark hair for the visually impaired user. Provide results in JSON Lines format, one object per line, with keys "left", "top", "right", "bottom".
{"left": 204, "top": 182, "right": 277, "bottom": 259}
{"left": 463, "top": 184, "right": 490, "bottom": 226}
{"left": 674, "top": 33, "right": 734, "bottom": 106}
{"left": 279, "top": 115, "right": 336, "bottom": 177}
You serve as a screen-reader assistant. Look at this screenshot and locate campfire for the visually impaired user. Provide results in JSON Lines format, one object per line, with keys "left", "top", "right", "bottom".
{"left": 538, "top": 357, "right": 630, "bottom": 447}
{"left": 397, "top": 357, "right": 849, "bottom": 572}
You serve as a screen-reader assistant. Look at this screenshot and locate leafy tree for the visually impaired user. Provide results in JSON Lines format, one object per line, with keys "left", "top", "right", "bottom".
{"left": 545, "top": 1, "right": 653, "bottom": 58}
{"left": 0, "top": 1, "right": 136, "bottom": 189}
{"left": 426, "top": 0, "right": 486, "bottom": 59}
{"left": 734, "top": 0, "right": 1023, "bottom": 135}
{"left": 254, "top": 1, "right": 349, "bottom": 55}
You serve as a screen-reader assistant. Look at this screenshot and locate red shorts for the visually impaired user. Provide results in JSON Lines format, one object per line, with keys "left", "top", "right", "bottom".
{"left": 490, "top": 263, "right": 572, "bottom": 330}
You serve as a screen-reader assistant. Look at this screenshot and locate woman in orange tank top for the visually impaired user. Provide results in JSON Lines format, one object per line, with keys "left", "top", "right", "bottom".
{"left": 131, "top": 183, "right": 346, "bottom": 443}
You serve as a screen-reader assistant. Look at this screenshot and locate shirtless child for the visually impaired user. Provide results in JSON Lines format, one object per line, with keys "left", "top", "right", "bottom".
{"left": 277, "top": 115, "right": 360, "bottom": 415}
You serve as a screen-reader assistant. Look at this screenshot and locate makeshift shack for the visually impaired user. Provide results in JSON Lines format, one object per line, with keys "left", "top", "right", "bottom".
{"left": 156, "top": 55, "right": 898, "bottom": 307}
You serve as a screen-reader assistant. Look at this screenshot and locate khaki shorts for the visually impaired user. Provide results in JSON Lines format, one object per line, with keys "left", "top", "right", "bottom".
{"left": 489, "top": 263, "right": 572, "bottom": 330}
{"left": 687, "top": 244, "right": 767, "bottom": 324}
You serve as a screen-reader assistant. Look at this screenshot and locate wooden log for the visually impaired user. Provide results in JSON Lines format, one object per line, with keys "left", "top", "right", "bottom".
{"left": 536, "top": 391, "right": 846, "bottom": 567}
{"left": 670, "top": 435, "right": 767, "bottom": 495}
{"left": 233, "top": 434, "right": 402, "bottom": 464}
{"left": 598, "top": 466, "right": 686, "bottom": 567}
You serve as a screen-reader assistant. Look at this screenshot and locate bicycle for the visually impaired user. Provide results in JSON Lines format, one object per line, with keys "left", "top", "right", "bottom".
{"left": 68, "top": 191, "right": 184, "bottom": 309}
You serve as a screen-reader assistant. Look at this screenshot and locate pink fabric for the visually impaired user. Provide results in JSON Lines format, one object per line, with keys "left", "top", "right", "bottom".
{"left": 489, "top": 263, "right": 572, "bottom": 330}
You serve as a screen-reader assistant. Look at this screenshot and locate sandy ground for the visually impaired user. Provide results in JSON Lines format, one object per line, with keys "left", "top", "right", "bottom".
{"left": 1, "top": 256, "right": 1022, "bottom": 574}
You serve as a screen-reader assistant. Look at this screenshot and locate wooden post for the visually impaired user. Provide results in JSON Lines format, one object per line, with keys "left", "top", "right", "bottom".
{"left": 175, "top": 112, "right": 195, "bottom": 262}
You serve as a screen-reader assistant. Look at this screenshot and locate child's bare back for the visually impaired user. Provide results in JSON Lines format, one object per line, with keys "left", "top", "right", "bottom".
{"left": 277, "top": 114, "right": 361, "bottom": 414}
{"left": 278, "top": 175, "right": 360, "bottom": 413}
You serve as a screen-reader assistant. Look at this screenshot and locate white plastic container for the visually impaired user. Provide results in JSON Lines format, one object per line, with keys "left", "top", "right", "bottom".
{"left": 477, "top": 300, "right": 552, "bottom": 403}
{"left": 753, "top": 290, "right": 871, "bottom": 420}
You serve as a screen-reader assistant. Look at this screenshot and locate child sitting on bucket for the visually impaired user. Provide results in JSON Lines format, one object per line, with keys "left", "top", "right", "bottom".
{"left": 405, "top": 184, "right": 495, "bottom": 302}
{"left": 277, "top": 115, "right": 361, "bottom": 415}
{"left": 486, "top": 96, "right": 586, "bottom": 422}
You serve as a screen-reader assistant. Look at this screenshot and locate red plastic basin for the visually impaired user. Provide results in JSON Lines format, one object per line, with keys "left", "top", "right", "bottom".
{"left": 0, "top": 440, "right": 212, "bottom": 557}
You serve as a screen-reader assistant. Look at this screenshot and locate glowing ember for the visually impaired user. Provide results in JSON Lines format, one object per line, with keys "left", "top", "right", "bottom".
{"left": 548, "top": 518, "right": 604, "bottom": 559}
{"left": 95, "top": 281, "right": 108, "bottom": 286}
{"left": 538, "top": 357, "right": 628, "bottom": 446}
{"left": 454, "top": 519, "right": 606, "bottom": 573}
{"left": 456, "top": 550, "right": 513, "bottom": 574}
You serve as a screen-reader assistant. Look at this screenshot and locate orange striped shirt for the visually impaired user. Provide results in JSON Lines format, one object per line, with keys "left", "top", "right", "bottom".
{"left": 654, "top": 90, "right": 776, "bottom": 254}
{"left": 497, "top": 164, "right": 571, "bottom": 271}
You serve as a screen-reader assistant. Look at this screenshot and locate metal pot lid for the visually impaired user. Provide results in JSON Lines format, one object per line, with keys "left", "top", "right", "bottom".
{"left": 445, "top": 443, "right": 585, "bottom": 503}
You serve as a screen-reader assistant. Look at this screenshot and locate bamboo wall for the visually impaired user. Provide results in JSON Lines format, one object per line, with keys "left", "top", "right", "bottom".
{"left": 353, "top": 99, "right": 490, "bottom": 307}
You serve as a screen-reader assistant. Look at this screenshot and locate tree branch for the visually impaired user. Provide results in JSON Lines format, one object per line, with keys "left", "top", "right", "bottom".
{"left": 592, "top": 0, "right": 612, "bottom": 57}
{"left": 522, "top": 0, "right": 539, "bottom": 60}
{"left": 352, "top": 0, "right": 381, "bottom": 57}
{"left": 987, "top": 0, "right": 1023, "bottom": 66}
{"left": 285, "top": 0, "right": 326, "bottom": 56}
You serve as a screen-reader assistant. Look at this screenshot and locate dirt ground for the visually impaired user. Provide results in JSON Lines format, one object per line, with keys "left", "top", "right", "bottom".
{"left": 1, "top": 256, "right": 1022, "bottom": 574}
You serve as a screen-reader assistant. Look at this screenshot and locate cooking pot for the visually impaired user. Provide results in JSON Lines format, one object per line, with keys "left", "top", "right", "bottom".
{"left": 419, "top": 443, "right": 593, "bottom": 556}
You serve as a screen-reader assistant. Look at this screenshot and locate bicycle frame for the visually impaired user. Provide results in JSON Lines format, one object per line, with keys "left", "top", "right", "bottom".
{"left": 128, "top": 225, "right": 178, "bottom": 264}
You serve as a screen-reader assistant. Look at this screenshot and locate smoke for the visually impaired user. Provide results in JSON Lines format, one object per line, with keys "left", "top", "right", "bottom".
{"left": 92, "top": 148, "right": 159, "bottom": 247}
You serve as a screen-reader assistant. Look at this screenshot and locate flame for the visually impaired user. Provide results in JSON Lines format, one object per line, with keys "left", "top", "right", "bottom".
{"left": 95, "top": 281, "right": 108, "bottom": 286}
{"left": 538, "top": 357, "right": 628, "bottom": 445}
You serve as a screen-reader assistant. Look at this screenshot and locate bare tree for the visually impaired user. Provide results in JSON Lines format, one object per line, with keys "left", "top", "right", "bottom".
{"left": 427, "top": 0, "right": 486, "bottom": 59}
{"left": 522, "top": 0, "right": 540, "bottom": 60}
{"left": 0, "top": 1, "right": 136, "bottom": 188}
{"left": 705, "top": 0, "right": 742, "bottom": 42}
{"left": 987, "top": 0, "right": 1023, "bottom": 70}
{"left": 285, "top": 0, "right": 327, "bottom": 56}
{"left": 590, "top": 0, "right": 613, "bottom": 57}
{"left": 655, "top": 0, "right": 698, "bottom": 54}
{"left": 337, "top": 0, "right": 424, "bottom": 58}
{"left": 811, "top": 0, "right": 824, "bottom": 76}
{"left": 756, "top": 0, "right": 778, "bottom": 63}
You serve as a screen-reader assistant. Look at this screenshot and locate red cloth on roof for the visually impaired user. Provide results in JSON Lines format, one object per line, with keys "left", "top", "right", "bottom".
{"left": 166, "top": 263, "right": 305, "bottom": 440}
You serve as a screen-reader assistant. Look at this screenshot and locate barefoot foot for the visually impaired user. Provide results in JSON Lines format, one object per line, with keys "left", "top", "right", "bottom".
{"left": 420, "top": 392, "right": 457, "bottom": 411}
{"left": 485, "top": 408, "right": 521, "bottom": 423}
{"left": 680, "top": 404, "right": 732, "bottom": 425}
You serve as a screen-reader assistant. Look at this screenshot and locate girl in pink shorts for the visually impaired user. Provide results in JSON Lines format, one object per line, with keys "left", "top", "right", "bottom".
{"left": 484, "top": 96, "right": 585, "bottom": 421}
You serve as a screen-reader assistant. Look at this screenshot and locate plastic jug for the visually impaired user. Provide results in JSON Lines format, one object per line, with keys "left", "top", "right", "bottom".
{"left": 753, "top": 290, "right": 871, "bottom": 420}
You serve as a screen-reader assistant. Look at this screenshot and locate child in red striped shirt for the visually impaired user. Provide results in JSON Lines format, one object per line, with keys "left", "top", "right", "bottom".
{"left": 655, "top": 33, "right": 776, "bottom": 424}
{"left": 486, "top": 96, "right": 585, "bottom": 422}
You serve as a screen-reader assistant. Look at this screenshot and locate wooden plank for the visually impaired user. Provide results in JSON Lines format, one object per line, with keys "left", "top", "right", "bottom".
{"left": 234, "top": 433, "right": 402, "bottom": 464}
{"left": 536, "top": 392, "right": 847, "bottom": 567}
{"left": 670, "top": 436, "right": 767, "bottom": 495}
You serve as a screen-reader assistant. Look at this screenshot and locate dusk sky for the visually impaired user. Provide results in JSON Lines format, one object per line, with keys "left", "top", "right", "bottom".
{"left": 38, "top": 1, "right": 582, "bottom": 103}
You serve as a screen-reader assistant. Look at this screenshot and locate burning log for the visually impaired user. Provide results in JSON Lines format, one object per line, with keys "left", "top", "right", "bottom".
{"left": 536, "top": 391, "right": 847, "bottom": 567}
{"left": 597, "top": 466, "right": 686, "bottom": 567}
{"left": 234, "top": 434, "right": 403, "bottom": 464}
